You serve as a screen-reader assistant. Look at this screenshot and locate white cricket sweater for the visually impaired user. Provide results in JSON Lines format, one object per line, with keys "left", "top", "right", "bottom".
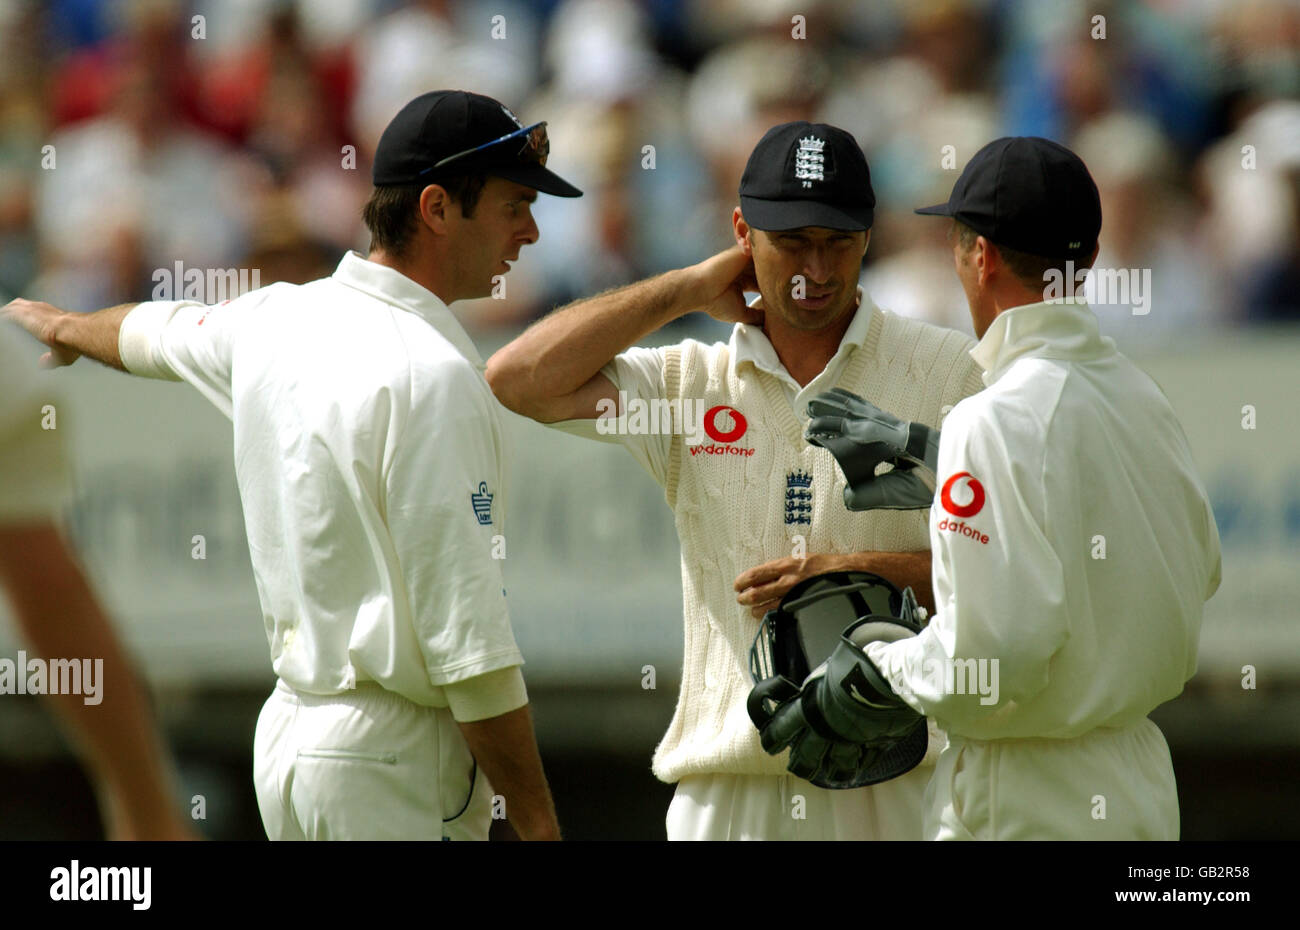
{"left": 554, "top": 300, "right": 986, "bottom": 781}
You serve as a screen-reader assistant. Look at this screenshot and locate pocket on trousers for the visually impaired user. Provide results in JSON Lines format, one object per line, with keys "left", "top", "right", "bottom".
{"left": 442, "top": 761, "right": 479, "bottom": 824}
{"left": 296, "top": 748, "right": 398, "bottom": 764}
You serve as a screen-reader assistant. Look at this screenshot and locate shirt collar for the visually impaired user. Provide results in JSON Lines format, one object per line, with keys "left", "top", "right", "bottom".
{"left": 730, "top": 285, "right": 873, "bottom": 379}
{"left": 331, "top": 251, "right": 485, "bottom": 368}
{"left": 970, "top": 299, "right": 1115, "bottom": 386}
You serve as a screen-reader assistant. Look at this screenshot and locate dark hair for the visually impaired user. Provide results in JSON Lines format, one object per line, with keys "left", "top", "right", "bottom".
{"left": 362, "top": 172, "right": 489, "bottom": 258}
{"left": 954, "top": 221, "right": 1093, "bottom": 294}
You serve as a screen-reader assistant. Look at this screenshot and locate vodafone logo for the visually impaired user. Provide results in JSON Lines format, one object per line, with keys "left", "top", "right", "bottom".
{"left": 940, "top": 472, "right": 985, "bottom": 518}
{"left": 703, "top": 405, "right": 747, "bottom": 444}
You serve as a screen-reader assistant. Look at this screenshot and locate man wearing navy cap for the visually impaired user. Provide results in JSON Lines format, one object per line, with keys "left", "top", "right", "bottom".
{"left": 805, "top": 137, "right": 1222, "bottom": 839}
{"left": 489, "top": 122, "right": 985, "bottom": 839}
{"left": 3, "top": 90, "right": 582, "bottom": 840}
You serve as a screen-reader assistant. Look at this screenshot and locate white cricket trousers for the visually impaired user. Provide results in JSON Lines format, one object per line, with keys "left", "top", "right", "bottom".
{"left": 925, "top": 718, "right": 1180, "bottom": 840}
{"left": 666, "top": 764, "right": 931, "bottom": 840}
{"left": 253, "top": 679, "right": 492, "bottom": 840}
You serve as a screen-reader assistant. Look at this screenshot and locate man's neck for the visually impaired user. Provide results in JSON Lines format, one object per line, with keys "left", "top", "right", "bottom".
{"left": 366, "top": 248, "right": 456, "bottom": 306}
{"left": 764, "top": 304, "right": 857, "bottom": 388}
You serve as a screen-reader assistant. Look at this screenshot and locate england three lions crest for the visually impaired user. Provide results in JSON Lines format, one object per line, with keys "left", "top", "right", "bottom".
{"left": 785, "top": 470, "right": 812, "bottom": 525}
{"left": 794, "top": 136, "right": 825, "bottom": 188}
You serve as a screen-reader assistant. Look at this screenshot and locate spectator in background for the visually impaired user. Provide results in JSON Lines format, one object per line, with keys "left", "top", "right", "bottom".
{"left": 998, "top": 0, "right": 1213, "bottom": 154}
{"left": 838, "top": 2, "right": 998, "bottom": 335}
{"left": 475, "top": 0, "right": 704, "bottom": 328}
{"left": 1073, "top": 110, "right": 1229, "bottom": 348}
{"left": 1242, "top": 159, "right": 1300, "bottom": 322}
{"left": 33, "top": 7, "right": 253, "bottom": 312}
{"left": 350, "top": 0, "right": 542, "bottom": 154}
{"left": 192, "top": 4, "right": 355, "bottom": 148}
{"left": 1198, "top": 99, "right": 1300, "bottom": 322}
{"left": 0, "top": 0, "right": 46, "bottom": 302}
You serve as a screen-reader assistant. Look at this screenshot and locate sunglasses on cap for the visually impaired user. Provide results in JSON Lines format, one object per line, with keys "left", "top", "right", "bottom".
{"left": 421, "top": 121, "right": 550, "bottom": 176}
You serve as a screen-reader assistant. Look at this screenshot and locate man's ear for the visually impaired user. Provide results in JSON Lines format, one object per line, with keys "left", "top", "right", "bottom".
{"left": 975, "top": 235, "right": 995, "bottom": 286}
{"left": 733, "top": 207, "right": 753, "bottom": 255}
{"left": 419, "top": 184, "right": 451, "bottom": 235}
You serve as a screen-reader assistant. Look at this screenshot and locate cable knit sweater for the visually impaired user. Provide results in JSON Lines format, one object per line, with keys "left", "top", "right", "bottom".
{"left": 651, "top": 307, "right": 984, "bottom": 782}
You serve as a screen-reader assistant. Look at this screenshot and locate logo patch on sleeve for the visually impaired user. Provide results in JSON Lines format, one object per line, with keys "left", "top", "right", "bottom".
{"left": 470, "top": 482, "right": 494, "bottom": 525}
{"left": 938, "top": 471, "right": 989, "bottom": 545}
{"left": 940, "top": 471, "right": 985, "bottom": 518}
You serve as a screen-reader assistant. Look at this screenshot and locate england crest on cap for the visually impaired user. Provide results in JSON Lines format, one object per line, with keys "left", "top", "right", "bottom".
{"left": 795, "top": 136, "right": 826, "bottom": 188}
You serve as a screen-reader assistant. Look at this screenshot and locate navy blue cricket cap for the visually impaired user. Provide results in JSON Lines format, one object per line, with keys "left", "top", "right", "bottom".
{"left": 372, "top": 90, "right": 582, "bottom": 197}
{"left": 739, "top": 122, "right": 875, "bottom": 232}
{"left": 916, "top": 136, "right": 1101, "bottom": 259}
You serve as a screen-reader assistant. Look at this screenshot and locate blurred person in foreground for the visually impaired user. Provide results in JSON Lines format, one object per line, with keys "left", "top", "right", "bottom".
{"left": 488, "top": 122, "right": 984, "bottom": 840}
{"left": 3, "top": 90, "right": 582, "bottom": 841}
{"left": 0, "top": 322, "right": 193, "bottom": 840}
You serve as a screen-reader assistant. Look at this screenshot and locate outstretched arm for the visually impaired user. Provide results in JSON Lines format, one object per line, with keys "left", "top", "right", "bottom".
{"left": 1, "top": 299, "right": 138, "bottom": 371}
{"left": 486, "top": 246, "right": 760, "bottom": 423}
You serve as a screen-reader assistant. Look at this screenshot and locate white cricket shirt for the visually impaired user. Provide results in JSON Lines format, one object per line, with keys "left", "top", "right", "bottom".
{"left": 867, "top": 300, "right": 1222, "bottom": 739}
{"left": 117, "top": 252, "right": 526, "bottom": 717}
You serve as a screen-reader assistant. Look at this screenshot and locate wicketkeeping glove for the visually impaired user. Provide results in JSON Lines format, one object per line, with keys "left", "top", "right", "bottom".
{"left": 749, "top": 675, "right": 918, "bottom": 790}
{"left": 804, "top": 388, "right": 940, "bottom": 511}
{"left": 800, "top": 617, "right": 923, "bottom": 743}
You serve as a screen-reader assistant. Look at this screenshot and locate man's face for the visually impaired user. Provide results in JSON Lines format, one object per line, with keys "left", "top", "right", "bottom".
{"left": 747, "top": 224, "right": 867, "bottom": 332}
{"left": 443, "top": 177, "right": 540, "bottom": 300}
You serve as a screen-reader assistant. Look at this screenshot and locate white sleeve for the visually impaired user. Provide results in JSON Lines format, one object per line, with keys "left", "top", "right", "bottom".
{"left": 545, "top": 345, "right": 674, "bottom": 486}
{"left": 117, "top": 286, "right": 281, "bottom": 418}
{"left": 387, "top": 360, "right": 523, "bottom": 686}
{"left": 865, "top": 400, "right": 1070, "bottom": 730}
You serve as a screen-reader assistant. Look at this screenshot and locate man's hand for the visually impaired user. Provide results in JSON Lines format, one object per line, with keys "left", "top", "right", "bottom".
{"left": 690, "top": 246, "right": 762, "bottom": 326}
{"left": 1, "top": 299, "right": 81, "bottom": 367}
{"left": 735, "top": 553, "right": 846, "bottom": 619}
{"left": 738, "top": 550, "right": 936, "bottom": 616}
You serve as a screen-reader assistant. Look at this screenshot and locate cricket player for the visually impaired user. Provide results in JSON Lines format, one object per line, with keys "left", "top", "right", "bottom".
{"left": 487, "top": 122, "right": 984, "bottom": 840}
{"left": 0, "top": 322, "right": 194, "bottom": 840}
{"left": 2, "top": 90, "right": 583, "bottom": 841}
{"left": 813, "top": 137, "right": 1223, "bottom": 839}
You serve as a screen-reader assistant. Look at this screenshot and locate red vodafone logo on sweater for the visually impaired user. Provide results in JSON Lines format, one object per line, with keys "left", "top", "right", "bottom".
{"left": 940, "top": 471, "right": 985, "bottom": 518}
{"left": 703, "top": 405, "right": 747, "bottom": 443}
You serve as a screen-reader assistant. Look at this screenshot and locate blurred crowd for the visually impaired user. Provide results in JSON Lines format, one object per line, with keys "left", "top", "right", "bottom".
{"left": 1, "top": 0, "right": 1299, "bottom": 349}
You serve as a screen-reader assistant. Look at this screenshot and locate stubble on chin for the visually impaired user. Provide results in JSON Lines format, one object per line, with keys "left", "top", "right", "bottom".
{"left": 775, "top": 287, "right": 857, "bottom": 332}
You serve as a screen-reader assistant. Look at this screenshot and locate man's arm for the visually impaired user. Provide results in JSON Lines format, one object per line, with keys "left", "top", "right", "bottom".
{"left": 485, "top": 246, "right": 759, "bottom": 423}
{"left": 0, "top": 523, "right": 195, "bottom": 839}
{"left": 735, "top": 550, "right": 935, "bottom": 618}
{"left": 866, "top": 406, "right": 1070, "bottom": 727}
{"left": 1, "top": 299, "right": 137, "bottom": 370}
{"left": 457, "top": 704, "right": 560, "bottom": 841}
